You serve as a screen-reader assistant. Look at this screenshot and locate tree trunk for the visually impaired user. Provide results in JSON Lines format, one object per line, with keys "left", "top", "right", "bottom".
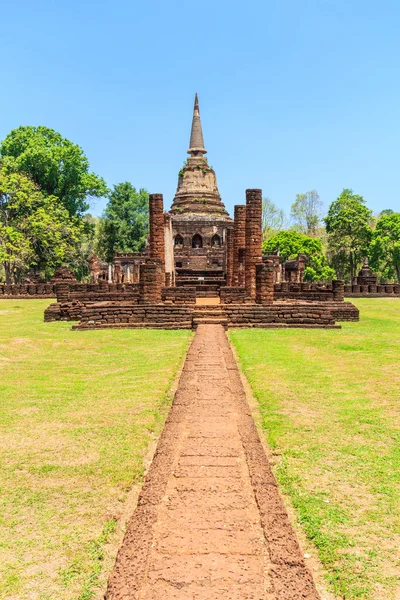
{"left": 4, "top": 262, "right": 12, "bottom": 285}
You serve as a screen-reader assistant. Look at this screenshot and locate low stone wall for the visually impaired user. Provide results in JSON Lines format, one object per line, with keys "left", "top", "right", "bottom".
{"left": 274, "top": 282, "right": 334, "bottom": 301}
{"left": 66, "top": 300, "right": 359, "bottom": 330}
{"left": 72, "top": 303, "right": 193, "bottom": 330}
{"left": 220, "top": 287, "right": 246, "bottom": 304}
{"left": 196, "top": 286, "right": 220, "bottom": 298}
{"left": 67, "top": 283, "right": 141, "bottom": 303}
{"left": 44, "top": 301, "right": 84, "bottom": 322}
{"left": 326, "top": 301, "right": 360, "bottom": 322}
{"left": 344, "top": 284, "right": 400, "bottom": 297}
{"left": 0, "top": 283, "right": 56, "bottom": 298}
{"left": 162, "top": 287, "right": 196, "bottom": 304}
{"left": 224, "top": 304, "right": 338, "bottom": 328}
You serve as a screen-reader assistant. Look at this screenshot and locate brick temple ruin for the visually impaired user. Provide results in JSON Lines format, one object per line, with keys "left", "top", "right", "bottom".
{"left": 41, "top": 95, "right": 361, "bottom": 330}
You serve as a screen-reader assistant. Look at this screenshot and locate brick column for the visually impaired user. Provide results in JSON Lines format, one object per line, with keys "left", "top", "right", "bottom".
{"left": 225, "top": 228, "right": 234, "bottom": 286}
{"left": 149, "top": 193, "right": 165, "bottom": 286}
{"left": 55, "top": 283, "right": 70, "bottom": 303}
{"left": 139, "top": 259, "right": 163, "bottom": 304}
{"left": 245, "top": 189, "right": 263, "bottom": 300}
{"left": 332, "top": 280, "right": 344, "bottom": 301}
{"left": 233, "top": 205, "right": 246, "bottom": 287}
{"left": 256, "top": 263, "right": 275, "bottom": 304}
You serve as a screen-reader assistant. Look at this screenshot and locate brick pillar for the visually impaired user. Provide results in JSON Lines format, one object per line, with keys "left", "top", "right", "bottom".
{"left": 149, "top": 193, "right": 165, "bottom": 286}
{"left": 245, "top": 189, "right": 263, "bottom": 300}
{"left": 332, "top": 280, "right": 344, "bottom": 301}
{"left": 226, "top": 228, "right": 234, "bottom": 286}
{"left": 233, "top": 205, "right": 246, "bottom": 286}
{"left": 256, "top": 263, "right": 275, "bottom": 304}
{"left": 139, "top": 259, "right": 163, "bottom": 304}
{"left": 55, "top": 283, "right": 70, "bottom": 303}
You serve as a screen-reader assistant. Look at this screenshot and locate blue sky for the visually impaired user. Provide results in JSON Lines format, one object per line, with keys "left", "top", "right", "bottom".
{"left": 1, "top": 0, "right": 399, "bottom": 218}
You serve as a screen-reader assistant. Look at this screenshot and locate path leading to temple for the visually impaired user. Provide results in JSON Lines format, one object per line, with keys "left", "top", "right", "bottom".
{"left": 106, "top": 325, "right": 320, "bottom": 600}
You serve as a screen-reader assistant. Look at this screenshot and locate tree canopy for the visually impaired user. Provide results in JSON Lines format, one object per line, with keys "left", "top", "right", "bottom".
{"left": 97, "top": 183, "right": 149, "bottom": 262}
{"left": 0, "top": 166, "right": 84, "bottom": 283}
{"left": 290, "top": 190, "right": 322, "bottom": 236}
{"left": 325, "top": 189, "right": 372, "bottom": 281}
{"left": 0, "top": 126, "right": 107, "bottom": 218}
{"left": 369, "top": 213, "right": 400, "bottom": 283}
{"left": 262, "top": 230, "right": 335, "bottom": 281}
{"left": 262, "top": 197, "right": 285, "bottom": 240}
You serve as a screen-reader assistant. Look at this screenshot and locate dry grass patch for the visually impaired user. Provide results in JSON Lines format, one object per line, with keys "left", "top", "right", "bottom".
{"left": 230, "top": 299, "right": 400, "bottom": 600}
{"left": 0, "top": 300, "right": 191, "bottom": 600}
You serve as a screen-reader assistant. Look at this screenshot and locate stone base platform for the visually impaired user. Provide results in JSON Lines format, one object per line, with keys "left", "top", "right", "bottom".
{"left": 66, "top": 300, "right": 359, "bottom": 331}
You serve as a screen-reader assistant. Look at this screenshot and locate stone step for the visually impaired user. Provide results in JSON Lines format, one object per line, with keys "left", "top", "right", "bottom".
{"left": 192, "top": 317, "right": 228, "bottom": 330}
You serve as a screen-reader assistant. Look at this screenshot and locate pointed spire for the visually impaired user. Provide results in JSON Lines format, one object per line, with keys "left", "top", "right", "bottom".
{"left": 188, "top": 93, "right": 207, "bottom": 157}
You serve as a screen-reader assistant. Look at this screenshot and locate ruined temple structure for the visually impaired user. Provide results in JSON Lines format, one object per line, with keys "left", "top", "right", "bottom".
{"left": 45, "top": 94, "right": 361, "bottom": 329}
{"left": 169, "top": 93, "right": 232, "bottom": 290}
{"left": 352, "top": 257, "right": 378, "bottom": 287}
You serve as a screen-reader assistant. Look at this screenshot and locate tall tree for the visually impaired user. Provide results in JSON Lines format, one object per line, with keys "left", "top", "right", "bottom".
{"left": 0, "top": 167, "right": 84, "bottom": 283}
{"left": 262, "top": 230, "right": 335, "bottom": 282}
{"left": 0, "top": 126, "right": 107, "bottom": 218}
{"left": 97, "top": 183, "right": 149, "bottom": 262}
{"left": 325, "top": 189, "right": 372, "bottom": 281}
{"left": 291, "top": 189, "right": 322, "bottom": 236}
{"left": 370, "top": 213, "right": 400, "bottom": 282}
{"left": 262, "top": 197, "right": 285, "bottom": 240}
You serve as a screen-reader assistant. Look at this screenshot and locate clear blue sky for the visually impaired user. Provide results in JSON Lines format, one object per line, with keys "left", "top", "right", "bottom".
{"left": 1, "top": 0, "right": 399, "bottom": 218}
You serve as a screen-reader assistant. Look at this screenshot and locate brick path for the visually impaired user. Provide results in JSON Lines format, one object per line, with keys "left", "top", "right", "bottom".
{"left": 106, "top": 325, "right": 320, "bottom": 600}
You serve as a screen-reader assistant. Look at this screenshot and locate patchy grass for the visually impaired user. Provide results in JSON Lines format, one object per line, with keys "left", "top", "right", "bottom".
{"left": 230, "top": 299, "right": 400, "bottom": 600}
{"left": 0, "top": 300, "right": 191, "bottom": 600}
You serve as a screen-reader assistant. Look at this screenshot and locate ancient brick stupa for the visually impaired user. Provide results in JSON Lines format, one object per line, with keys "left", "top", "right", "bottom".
{"left": 170, "top": 94, "right": 233, "bottom": 287}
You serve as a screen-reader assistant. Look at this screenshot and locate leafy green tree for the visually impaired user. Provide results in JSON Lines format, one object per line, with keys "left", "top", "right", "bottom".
{"left": 262, "top": 197, "right": 285, "bottom": 240}
{"left": 0, "top": 126, "right": 107, "bottom": 218}
{"left": 69, "top": 214, "right": 101, "bottom": 281}
{"left": 325, "top": 189, "right": 372, "bottom": 281}
{"left": 370, "top": 213, "right": 400, "bottom": 282}
{"left": 290, "top": 189, "right": 322, "bottom": 236}
{"left": 97, "top": 183, "right": 149, "bottom": 262}
{"left": 262, "top": 230, "right": 335, "bottom": 281}
{"left": 0, "top": 167, "right": 84, "bottom": 283}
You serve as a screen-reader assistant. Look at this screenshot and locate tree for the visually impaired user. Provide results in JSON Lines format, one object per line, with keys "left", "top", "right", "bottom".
{"left": 0, "top": 126, "right": 107, "bottom": 218}
{"left": 379, "top": 209, "right": 394, "bottom": 217}
{"left": 262, "top": 197, "right": 285, "bottom": 240}
{"left": 325, "top": 189, "right": 372, "bottom": 281}
{"left": 0, "top": 167, "right": 84, "bottom": 283}
{"left": 370, "top": 213, "right": 400, "bottom": 282}
{"left": 262, "top": 230, "right": 335, "bottom": 282}
{"left": 97, "top": 183, "right": 149, "bottom": 262}
{"left": 290, "top": 189, "right": 322, "bottom": 236}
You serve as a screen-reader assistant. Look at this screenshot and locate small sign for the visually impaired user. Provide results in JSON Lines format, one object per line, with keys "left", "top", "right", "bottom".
{"left": 198, "top": 277, "right": 205, "bottom": 281}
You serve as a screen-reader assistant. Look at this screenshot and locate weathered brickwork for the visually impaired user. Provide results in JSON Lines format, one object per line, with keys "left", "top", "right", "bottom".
{"left": 0, "top": 283, "right": 56, "bottom": 298}
{"left": 256, "top": 263, "right": 275, "bottom": 304}
{"left": 73, "top": 303, "right": 193, "bottom": 330}
{"left": 161, "top": 287, "right": 196, "bottom": 304}
{"left": 225, "top": 227, "right": 234, "bottom": 286}
{"left": 139, "top": 259, "right": 163, "bottom": 304}
{"left": 220, "top": 287, "right": 246, "bottom": 304}
{"left": 68, "top": 300, "right": 359, "bottom": 330}
{"left": 344, "top": 284, "right": 400, "bottom": 297}
{"left": 245, "top": 189, "right": 262, "bottom": 300}
{"left": 233, "top": 205, "right": 246, "bottom": 287}
{"left": 149, "top": 194, "right": 166, "bottom": 285}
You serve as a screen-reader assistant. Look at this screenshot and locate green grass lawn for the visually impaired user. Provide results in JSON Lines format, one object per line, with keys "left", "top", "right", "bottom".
{"left": 0, "top": 300, "right": 191, "bottom": 600}
{"left": 230, "top": 299, "right": 400, "bottom": 600}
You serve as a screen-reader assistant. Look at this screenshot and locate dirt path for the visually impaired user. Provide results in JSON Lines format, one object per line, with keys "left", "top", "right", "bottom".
{"left": 106, "top": 325, "right": 320, "bottom": 600}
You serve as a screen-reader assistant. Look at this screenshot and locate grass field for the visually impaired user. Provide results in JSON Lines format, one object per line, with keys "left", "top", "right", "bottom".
{"left": 230, "top": 299, "right": 400, "bottom": 599}
{"left": 0, "top": 300, "right": 191, "bottom": 600}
